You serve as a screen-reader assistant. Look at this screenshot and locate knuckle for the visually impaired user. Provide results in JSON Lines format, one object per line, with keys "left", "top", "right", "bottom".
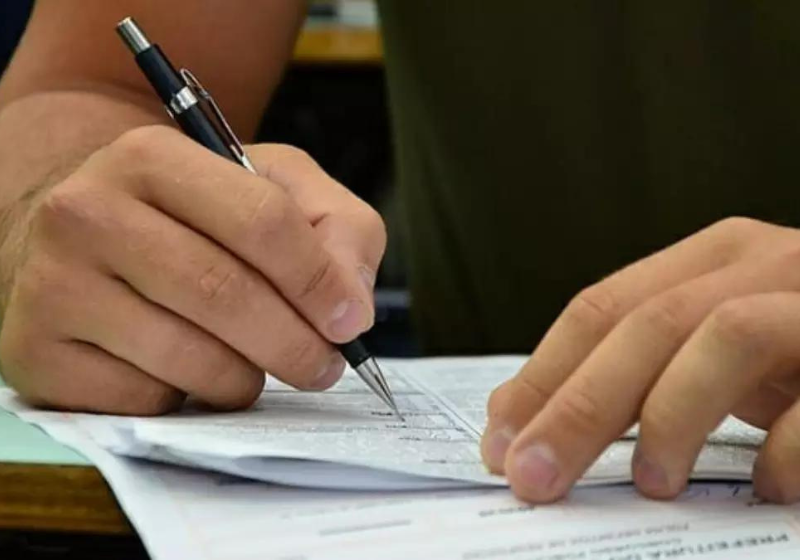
{"left": 628, "top": 292, "right": 689, "bottom": 341}
{"left": 247, "top": 187, "right": 293, "bottom": 243}
{"left": 358, "top": 205, "right": 387, "bottom": 252}
{"left": 196, "top": 261, "right": 251, "bottom": 308}
{"left": 262, "top": 144, "right": 316, "bottom": 173}
{"left": 712, "top": 216, "right": 761, "bottom": 238}
{"left": 686, "top": 217, "right": 770, "bottom": 267}
{"left": 297, "top": 254, "right": 337, "bottom": 301}
{"left": 110, "top": 124, "right": 175, "bottom": 164}
{"left": 563, "top": 284, "right": 621, "bottom": 336}
{"left": 703, "top": 216, "right": 764, "bottom": 263}
{"left": 707, "top": 299, "right": 768, "bottom": 354}
{"left": 549, "top": 382, "right": 603, "bottom": 435}
{"left": 131, "top": 384, "right": 184, "bottom": 416}
{"left": 34, "top": 183, "right": 94, "bottom": 235}
{"left": 267, "top": 144, "right": 313, "bottom": 162}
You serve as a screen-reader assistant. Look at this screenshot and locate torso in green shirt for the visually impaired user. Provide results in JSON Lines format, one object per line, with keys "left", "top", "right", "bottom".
{"left": 377, "top": 1, "right": 800, "bottom": 354}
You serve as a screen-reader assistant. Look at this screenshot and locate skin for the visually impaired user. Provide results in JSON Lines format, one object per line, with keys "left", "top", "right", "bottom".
{"left": 0, "top": 1, "right": 386, "bottom": 414}
{"left": 0, "top": 1, "right": 795, "bottom": 505}
{"left": 481, "top": 217, "right": 800, "bottom": 504}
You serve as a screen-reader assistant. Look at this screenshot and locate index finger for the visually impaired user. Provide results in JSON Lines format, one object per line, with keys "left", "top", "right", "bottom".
{"left": 91, "top": 125, "right": 372, "bottom": 344}
{"left": 248, "top": 143, "right": 387, "bottom": 294}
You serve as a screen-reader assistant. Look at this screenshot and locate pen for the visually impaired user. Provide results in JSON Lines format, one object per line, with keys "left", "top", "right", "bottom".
{"left": 116, "top": 17, "right": 403, "bottom": 420}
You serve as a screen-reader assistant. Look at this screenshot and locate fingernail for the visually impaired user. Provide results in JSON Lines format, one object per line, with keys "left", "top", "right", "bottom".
{"left": 358, "top": 265, "right": 376, "bottom": 292}
{"left": 329, "top": 299, "right": 369, "bottom": 340}
{"left": 483, "top": 427, "right": 516, "bottom": 472}
{"left": 512, "top": 443, "right": 559, "bottom": 493}
{"left": 312, "top": 355, "right": 345, "bottom": 390}
{"left": 633, "top": 453, "right": 669, "bottom": 495}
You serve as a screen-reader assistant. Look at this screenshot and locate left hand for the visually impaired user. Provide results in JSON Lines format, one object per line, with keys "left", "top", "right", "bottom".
{"left": 480, "top": 217, "right": 800, "bottom": 504}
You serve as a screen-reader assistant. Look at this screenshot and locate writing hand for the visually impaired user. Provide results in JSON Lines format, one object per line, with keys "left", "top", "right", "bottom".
{"left": 0, "top": 126, "right": 385, "bottom": 414}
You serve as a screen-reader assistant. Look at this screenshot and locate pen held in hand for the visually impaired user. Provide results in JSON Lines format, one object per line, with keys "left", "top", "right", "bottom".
{"left": 116, "top": 16, "right": 403, "bottom": 420}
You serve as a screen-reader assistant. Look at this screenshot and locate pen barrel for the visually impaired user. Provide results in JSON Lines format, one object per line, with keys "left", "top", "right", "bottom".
{"left": 134, "top": 45, "right": 240, "bottom": 164}
{"left": 174, "top": 106, "right": 240, "bottom": 163}
{"left": 134, "top": 45, "right": 185, "bottom": 106}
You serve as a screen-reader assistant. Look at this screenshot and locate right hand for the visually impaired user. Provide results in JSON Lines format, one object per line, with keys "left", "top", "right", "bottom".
{"left": 0, "top": 125, "right": 386, "bottom": 415}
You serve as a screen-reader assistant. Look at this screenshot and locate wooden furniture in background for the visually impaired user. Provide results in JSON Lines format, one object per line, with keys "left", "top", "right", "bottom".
{"left": 293, "top": 26, "right": 382, "bottom": 64}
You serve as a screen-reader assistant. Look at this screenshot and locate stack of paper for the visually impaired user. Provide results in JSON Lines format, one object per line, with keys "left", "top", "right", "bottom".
{"left": 4, "top": 356, "right": 799, "bottom": 559}
{"left": 2, "top": 357, "right": 766, "bottom": 490}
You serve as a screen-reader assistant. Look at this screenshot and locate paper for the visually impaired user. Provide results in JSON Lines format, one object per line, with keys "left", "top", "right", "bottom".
{"left": 0, "top": 356, "right": 767, "bottom": 490}
{"left": 81, "top": 465, "right": 800, "bottom": 560}
{"left": 2, "top": 395, "right": 799, "bottom": 560}
{"left": 0, "top": 357, "right": 795, "bottom": 560}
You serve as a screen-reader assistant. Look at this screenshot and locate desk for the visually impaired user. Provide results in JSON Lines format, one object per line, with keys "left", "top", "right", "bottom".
{"left": 0, "top": 408, "right": 131, "bottom": 536}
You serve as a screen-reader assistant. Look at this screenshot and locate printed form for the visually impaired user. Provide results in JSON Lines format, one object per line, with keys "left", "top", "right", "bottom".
{"left": 2, "top": 356, "right": 766, "bottom": 490}
{"left": 74, "top": 460, "right": 800, "bottom": 560}
{"left": 2, "top": 398, "right": 799, "bottom": 560}
{"left": 1, "top": 356, "right": 796, "bottom": 559}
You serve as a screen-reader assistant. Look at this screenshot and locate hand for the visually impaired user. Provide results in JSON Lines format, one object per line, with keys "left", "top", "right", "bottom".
{"left": 481, "top": 217, "right": 800, "bottom": 504}
{"left": 0, "top": 125, "right": 385, "bottom": 414}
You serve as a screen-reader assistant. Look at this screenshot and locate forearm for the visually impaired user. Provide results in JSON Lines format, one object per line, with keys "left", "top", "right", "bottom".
{"left": 0, "top": 1, "right": 307, "bottom": 309}
{"left": 0, "top": 86, "right": 168, "bottom": 305}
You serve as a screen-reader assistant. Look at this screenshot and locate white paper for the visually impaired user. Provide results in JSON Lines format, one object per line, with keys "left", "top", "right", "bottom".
{"left": 3, "top": 394, "right": 799, "bottom": 560}
{"left": 0, "top": 357, "right": 796, "bottom": 560}
{"left": 0, "top": 356, "right": 767, "bottom": 490}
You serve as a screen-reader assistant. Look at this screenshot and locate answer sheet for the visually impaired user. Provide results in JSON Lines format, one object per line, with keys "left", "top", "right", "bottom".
{"left": 3, "top": 393, "right": 800, "bottom": 560}
{"left": 0, "top": 357, "right": 768, "bottom": 490}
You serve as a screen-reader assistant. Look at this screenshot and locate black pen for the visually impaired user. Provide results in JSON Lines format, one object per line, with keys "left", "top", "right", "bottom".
{"left": 116, "top": 17, "right": 402, "bottom": 420}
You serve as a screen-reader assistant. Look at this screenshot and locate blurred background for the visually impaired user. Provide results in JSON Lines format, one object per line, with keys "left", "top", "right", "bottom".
{"left": 0, "top": 0, "right": 418, "bottom": 358}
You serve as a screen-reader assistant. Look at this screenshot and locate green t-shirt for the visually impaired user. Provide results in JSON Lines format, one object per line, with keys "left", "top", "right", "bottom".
{"left": 377, "top": 1, "right": 800, "bottom": 354}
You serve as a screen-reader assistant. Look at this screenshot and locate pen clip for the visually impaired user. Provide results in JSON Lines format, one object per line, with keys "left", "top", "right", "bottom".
{"left": 179, "top": 68, "right": 257, "bottom": 174}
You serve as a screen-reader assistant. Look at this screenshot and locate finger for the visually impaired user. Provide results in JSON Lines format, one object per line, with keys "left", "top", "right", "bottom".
{"left": 502, "top": 252, "right": 800, "bottom": 503}
{"left": 731, "top": 384, "right": 796, "bottom": 430}
{"left": 37, "top": 261, "right": 265, "bottom": 410}
{"left": 634, "top": 292, "right": 800, "bottom": 499}
{"left": 0, "top": 257, "right": 181, "bottom": 414}
{"left": 482, "top": 217, "right": 793, "bottom": 470}
{"left": 753, "top": 398, "right": 800, "bottom": 504}
{"left": 89, "top": 126, "right": 371, "bottom": 343}
{"left": 1, "top": 335, "right": 183, "bottom": 416}
{"left": 248, "top": 144, "right": 387, "bottom": 296}
{"left": 52, "top": 192, "right": 346, "bottom": 391}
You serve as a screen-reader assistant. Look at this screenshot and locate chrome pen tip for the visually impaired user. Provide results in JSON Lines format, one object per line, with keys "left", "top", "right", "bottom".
{"left": 355, "top": 357, "right": 405, "bottom": 421}
{"left": 379, "top": 383, "right": 405, "bottom": 421}
{"left": 391, "top": 404, "right": 406, "bottom": 422}
{"left": 116, "top": 16, "right": 151, "bottom": 55}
